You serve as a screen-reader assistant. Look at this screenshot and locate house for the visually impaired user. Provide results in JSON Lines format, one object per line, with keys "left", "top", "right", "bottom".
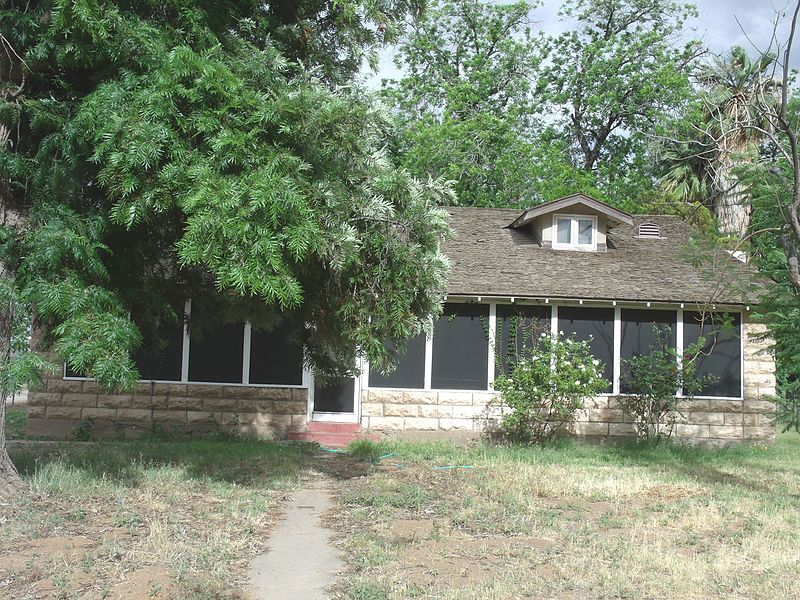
{"left": 26, "top": 194, "right": 776, "bottom": 445}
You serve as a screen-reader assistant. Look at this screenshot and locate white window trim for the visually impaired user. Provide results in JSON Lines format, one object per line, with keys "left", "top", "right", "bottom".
{"left": 612, "top": 307, "right": 621, "bottom": 395}
{"left": 552, "top": 214, "right": 598, "bottom": 251}
{"left": 181, "top": 298, "right": 191, "bottom": 382}
{"left": 487, "top": 303, "right": 497, "bottom": 389}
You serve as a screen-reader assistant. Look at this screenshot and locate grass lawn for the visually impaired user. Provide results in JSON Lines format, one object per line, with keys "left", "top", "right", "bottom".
{"left": 1, "top": 424, "right": 799, "bottom": 600}
{"left": 5, "top": 408, "right": 28, "bottom": 440}
{"left": 1, "top": 437, "right": 325, "bottom": 599}
{"left": 333, "top": 434, "right": 800, "bottom": 600}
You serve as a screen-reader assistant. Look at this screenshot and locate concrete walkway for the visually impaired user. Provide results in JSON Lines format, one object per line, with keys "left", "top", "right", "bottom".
{"left": 248, "top": 480, "right": 344, "bottom": 600}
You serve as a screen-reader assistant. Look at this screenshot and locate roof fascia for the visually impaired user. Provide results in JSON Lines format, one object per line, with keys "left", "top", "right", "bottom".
{"left": 509, "top": 194, "right": 634, "bottom": 229}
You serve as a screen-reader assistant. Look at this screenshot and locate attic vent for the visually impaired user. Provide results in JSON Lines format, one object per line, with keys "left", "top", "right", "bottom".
{"left": 637, "top": 223, "right": 661, "bottom": 238}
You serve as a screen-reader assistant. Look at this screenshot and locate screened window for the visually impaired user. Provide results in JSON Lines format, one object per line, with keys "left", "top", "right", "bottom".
{"left": 132, "top": 320, "right": 184, "bottom": 382}
{"left": 66, "top": 312, "right": 184, "bottom": 382}
{"left": 684, "top": 312, "right": 742, "bottom": 398}
{"left": 432, "top": 303, "right": 489, "bottom": 390}
{"left": 369, "top": 333, "right": 426, "bottom": 389}
{"left": 495, "top": 304, "right": 550, "bottom": 377}
{"left": 558, "top": 307, "right": 614, "bottom": 392}
{"left": 188, "top": 319, "right": 245, "bottom": 384}
{"left": 249, "top": 323, "right": 303, "bottom": 385}
{"left": 620, "top": 309, "right": 676, "bottom": 392}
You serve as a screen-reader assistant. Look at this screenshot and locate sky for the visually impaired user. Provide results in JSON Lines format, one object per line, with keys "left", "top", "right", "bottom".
{"left": 364, "top": 0, "right": 799, "bottom": 87}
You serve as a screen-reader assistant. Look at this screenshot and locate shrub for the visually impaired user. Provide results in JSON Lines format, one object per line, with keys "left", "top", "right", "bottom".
{"left": 619, "top": 327, "right": 711, "bottom": 441}
{"left": 494, "top": 333, "right": 608, "bottom": 444}
{"left": 776, "top": 379, "right": 800, "bottom": 433}
{"left": 72, "top": 417, "right": 95, "bottom": 442}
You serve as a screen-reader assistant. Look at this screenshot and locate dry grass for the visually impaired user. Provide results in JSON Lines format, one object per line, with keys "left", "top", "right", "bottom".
{"left": 332, "top": 434, "right": 800, "bottom": 600}
{"left": 0, "top": 438, "right": 320, "bottom": 599}
{"left": 2, "top": 429, "right": 799, "bottom": 599}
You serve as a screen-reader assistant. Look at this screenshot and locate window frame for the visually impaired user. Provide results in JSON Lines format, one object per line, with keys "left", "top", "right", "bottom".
{"left": 680, "top": 310, "right": 744, "bottom": 399}
{"left": 63, "top": 299, "right": 308, "bottom": 389}
{"left": 60, "top": 297, "right": 745, "bottom": 401}
{"left": 552, "top": 214, "right": 598, "bottom": 251}
{"left": 430, "top": 302, "right": 491, "bottom": 391}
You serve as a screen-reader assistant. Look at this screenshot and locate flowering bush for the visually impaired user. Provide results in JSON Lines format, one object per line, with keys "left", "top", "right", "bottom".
{"left": 494, "top": 332, "right": 608, "bottom": 444}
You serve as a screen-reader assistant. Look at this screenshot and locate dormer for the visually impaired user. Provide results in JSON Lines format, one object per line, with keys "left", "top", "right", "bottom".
{"left": 508, "top": 193, "right": 634, "bottom": 252}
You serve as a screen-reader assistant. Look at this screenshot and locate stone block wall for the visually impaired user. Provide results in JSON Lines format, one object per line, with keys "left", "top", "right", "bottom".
{"left": 361, "top": 319, "right": 777, "bottom": 446}
{"left": 26, "top": 368, "right": 308, "bottom": 439}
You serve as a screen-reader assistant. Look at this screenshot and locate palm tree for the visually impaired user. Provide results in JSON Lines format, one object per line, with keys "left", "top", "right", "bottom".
{"left": 660, "top": 46, "right": 778, "bottom": 238}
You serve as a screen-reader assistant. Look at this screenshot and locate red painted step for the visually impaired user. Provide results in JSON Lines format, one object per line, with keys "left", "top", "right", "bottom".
{"left": 307, "top": 422, "right": 362, "bottom": 434}
{"left": 286, "top": 422, "right": 378, "bottom": 447}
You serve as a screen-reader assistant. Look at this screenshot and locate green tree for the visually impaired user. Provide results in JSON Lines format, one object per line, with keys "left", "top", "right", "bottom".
{"left": 0, "top": 0, "right": 450, "bottom": 497}
{"left": 537, "top": 0, "right": 701, "bottom": 203}
{"left": 382, "top": 0, "right": 542, "bottom": 207}
{"left": 659, "top": 47, "right": 778, "bottom": 238}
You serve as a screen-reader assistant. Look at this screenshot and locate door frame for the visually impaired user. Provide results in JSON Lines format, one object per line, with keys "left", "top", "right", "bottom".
{"left": 306, "top": 358, "right": 364, "bottom": 424}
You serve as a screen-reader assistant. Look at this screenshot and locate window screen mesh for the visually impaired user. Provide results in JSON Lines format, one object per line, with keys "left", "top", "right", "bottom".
{"left": 188, "top": 319, "right": 245, "bottom": 384}
{"left": 432, "top": 303, "right": 489, "bottom": 390}
{"left": 249, "top": 323, "right": 303, "bottom": 385}
{"left": 314, "top": 377, "right": 355, "bottom": 413}
{"left": 558, "top": 306, "right": 614, "bottom": 392}
{"left": 684, "top": 312, "right": 741, "bottom": 397}
{"left": 369, "top": 333, "right": 426, "bottom": 389}
{"left": 132, "top": 321, "right": 184, "bottom": 382}
{"left": 620, "top": 309, "right": 676, "bottom": 393}
{"left": 495, "top": 304, "right": 551, "bottom": 377}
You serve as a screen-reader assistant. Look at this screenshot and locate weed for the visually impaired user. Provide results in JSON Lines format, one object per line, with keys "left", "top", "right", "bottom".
{"left": 72, "top": 417, "right": 95, "bottom": 441}
{"left": 5, "top": 408, "right": 27, "bottom": 439}
{"left": 348, "top": 440, "right": 388, "bottom": 463}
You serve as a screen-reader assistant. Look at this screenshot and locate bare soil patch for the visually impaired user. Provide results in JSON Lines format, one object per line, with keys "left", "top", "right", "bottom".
{"left": 0, "top": 439, "right": 323, "bottom": 599}
{"left": 330, "top": 436, "right": 800, "bottom": 599}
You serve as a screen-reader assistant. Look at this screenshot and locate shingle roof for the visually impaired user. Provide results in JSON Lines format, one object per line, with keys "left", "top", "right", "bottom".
{"left": 442, "top": 207, "right": 762, "bottom": 306}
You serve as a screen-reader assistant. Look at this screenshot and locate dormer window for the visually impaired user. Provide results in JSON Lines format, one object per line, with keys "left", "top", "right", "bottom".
{"left": 553, "top": 214, "right": 597, "bottom": 250}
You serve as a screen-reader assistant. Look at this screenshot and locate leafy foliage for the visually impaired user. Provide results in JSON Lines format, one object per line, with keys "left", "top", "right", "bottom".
{"left": 775, "top": 379, "right": 800, "bottom": 434}
{"left": 658, "top": 46, "right": 777, "bottom": 236}
{"left": 1, "top": 0, "right": 451, "bottom": 397}
{"left": 536, "top": 0, "right": 699, "bottom": 203}
{"left": 382, "top": 0, "right": 541, "bottom": 207}
{"left": 494, "top": 332, "right": 607, "bottom": 444}
{"left": 619, "top": 327, "right": 710, "bottom": 441}
{"left": 384, "top": 0, "right": 702, "bottom": 209}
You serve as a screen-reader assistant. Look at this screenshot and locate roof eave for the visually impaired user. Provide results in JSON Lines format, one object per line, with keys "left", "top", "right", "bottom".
{"left": 509, "top": 194, "right": 634, "bottom": 229}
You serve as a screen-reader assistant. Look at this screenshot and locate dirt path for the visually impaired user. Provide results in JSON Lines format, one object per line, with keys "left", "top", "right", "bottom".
{"left": 248, "top": 479, "right": 344, "bottom": 600}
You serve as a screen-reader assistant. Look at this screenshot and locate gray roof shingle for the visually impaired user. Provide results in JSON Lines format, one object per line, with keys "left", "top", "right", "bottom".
{"left": 442, "top": 207, "right": 762, "bottom": 306}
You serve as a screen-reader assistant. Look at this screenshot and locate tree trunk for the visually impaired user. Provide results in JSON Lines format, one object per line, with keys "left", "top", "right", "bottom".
{"left": 0, "top": 277, "right": 21, "bottom": 501}
{"left": 0, "top": 123, "right": 23, "bottom": 501}
{"left": 712, "top": 144, "right": 751, "bottom": 238}
{"left": 0, "top": 395, "right": 22, "bottom": 501}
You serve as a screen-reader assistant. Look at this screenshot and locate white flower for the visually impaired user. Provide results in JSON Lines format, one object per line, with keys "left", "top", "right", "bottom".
{"left": 593, "top": 359, "right": 600, "bottom": 366}
{"left": 540, "top": 332, "right": 547, "bottom": 338}
{"left": 575, "top": 380, "right": 581, "bottom": 385}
